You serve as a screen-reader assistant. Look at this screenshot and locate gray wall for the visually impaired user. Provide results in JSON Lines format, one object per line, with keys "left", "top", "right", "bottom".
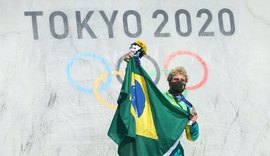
{"left": 0, "top": 0, "right": 270, "bottom": 155}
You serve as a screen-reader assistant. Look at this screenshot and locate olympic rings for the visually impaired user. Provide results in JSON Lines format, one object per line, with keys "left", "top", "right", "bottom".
{"left": 163, "top": 51, "right": 208, "bottom": 90}
{"left": 66, "top": 53, "right": 113, "bottom": 93}
{"left": 116, "top": 54, "right": 161, "bottom": 84}
{"left": 66, "top": 51, "right": 208, "bottom": 109}
{"left": 93, "top": 71, "right": 124, "bottom": 110}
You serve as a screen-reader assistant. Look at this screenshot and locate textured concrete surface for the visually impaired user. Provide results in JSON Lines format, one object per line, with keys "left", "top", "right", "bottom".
{"left": 0, "top": 0, "right": 270, "bottom": 156}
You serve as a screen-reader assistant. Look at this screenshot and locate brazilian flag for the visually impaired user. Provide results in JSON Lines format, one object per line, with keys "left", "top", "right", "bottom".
{"left": 108, "top": 57, "right": 190, "bottom": 156}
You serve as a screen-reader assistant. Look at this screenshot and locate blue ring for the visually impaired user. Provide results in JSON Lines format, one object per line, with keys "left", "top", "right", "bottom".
{"left": 66, "top": 53, "right": 112, "bottom": 93}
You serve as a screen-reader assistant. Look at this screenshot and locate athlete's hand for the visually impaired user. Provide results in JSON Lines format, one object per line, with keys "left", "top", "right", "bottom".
{"left": 124, "top": 51, "right": 134, "bottom": 62}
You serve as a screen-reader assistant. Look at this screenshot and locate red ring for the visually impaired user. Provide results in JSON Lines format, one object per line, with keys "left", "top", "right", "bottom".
{"left": 163, "top": 51, "right": 208, "bottom": 90}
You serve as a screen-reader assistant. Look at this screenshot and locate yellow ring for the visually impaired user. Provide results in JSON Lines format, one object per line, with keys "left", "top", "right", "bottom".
{"left": 93, "top": 71, "right": 124, "bottom": 110}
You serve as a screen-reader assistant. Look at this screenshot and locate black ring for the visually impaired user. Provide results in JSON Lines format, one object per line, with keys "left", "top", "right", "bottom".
{"left": 116, "top": 54, "right": 160, "bottom": 85}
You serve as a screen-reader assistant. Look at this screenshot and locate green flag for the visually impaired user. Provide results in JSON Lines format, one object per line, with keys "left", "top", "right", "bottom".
{"left": 108, "top": 57, "right": 190, "bottom": 156}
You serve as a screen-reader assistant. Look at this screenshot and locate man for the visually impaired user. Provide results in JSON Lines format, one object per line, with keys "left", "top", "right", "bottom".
{"left": 163, "top": 66, "right": 199, "bottom": 156}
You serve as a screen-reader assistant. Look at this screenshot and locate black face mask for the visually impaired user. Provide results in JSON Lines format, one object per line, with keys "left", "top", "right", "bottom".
{"left": 169, "top": 81, "right": 186, "bottom": 94}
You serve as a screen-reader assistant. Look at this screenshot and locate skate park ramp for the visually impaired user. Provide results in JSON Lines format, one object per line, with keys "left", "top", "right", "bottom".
{"left": 0, "top": 0, "right": 270, "bottom": 155}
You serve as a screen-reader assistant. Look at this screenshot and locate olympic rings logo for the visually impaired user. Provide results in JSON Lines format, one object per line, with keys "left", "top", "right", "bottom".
{"left": 66, "top": 51, "right": 208, "bottom": 109}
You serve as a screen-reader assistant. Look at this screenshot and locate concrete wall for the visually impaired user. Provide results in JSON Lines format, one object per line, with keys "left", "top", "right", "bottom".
{"left": 0, "top": 0, "right": 270, "bottom": 155}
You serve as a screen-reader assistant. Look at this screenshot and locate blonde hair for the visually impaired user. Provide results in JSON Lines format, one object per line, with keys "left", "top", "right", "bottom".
{"left": 167, "top": 67, "right": 189, "bottom": 83}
